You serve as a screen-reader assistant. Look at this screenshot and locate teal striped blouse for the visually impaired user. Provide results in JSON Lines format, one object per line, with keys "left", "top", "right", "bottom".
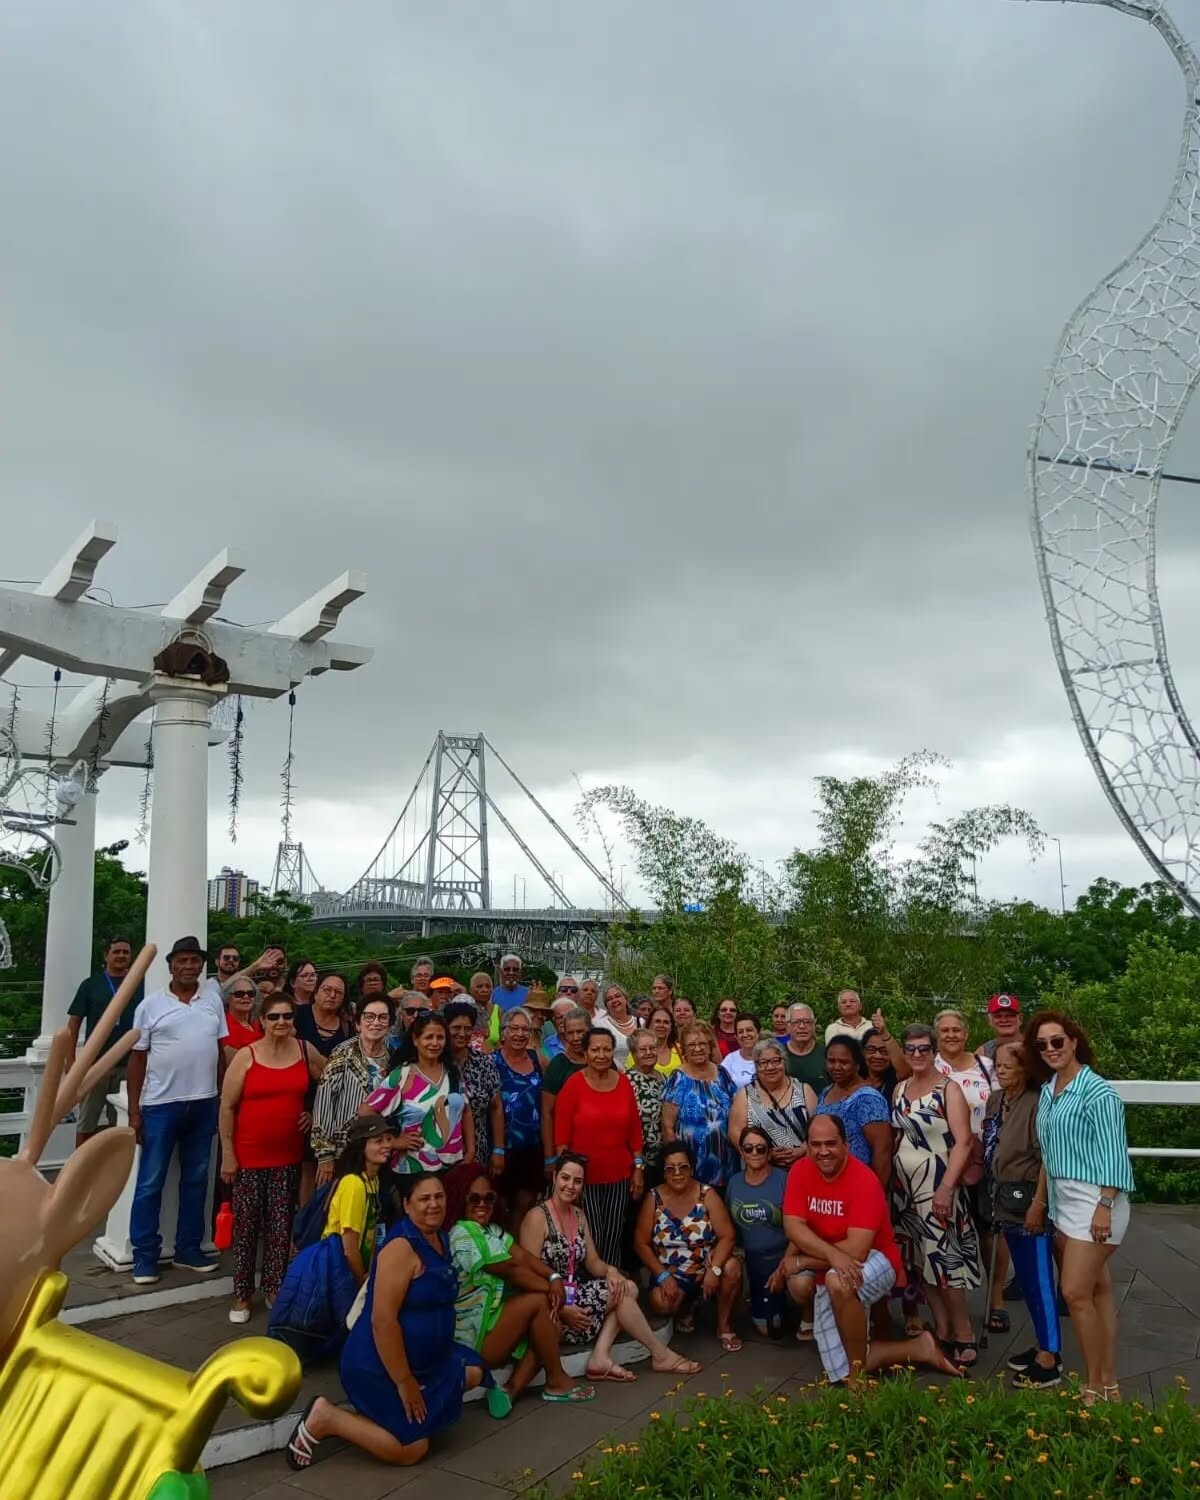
{"left": 1036, "top": 1065, "right": 1135, "bottom": 1205}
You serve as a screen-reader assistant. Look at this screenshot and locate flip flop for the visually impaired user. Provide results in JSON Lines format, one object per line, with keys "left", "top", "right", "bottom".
{"left": 718, "top": 1332, "right": 743, "bottom": 1353}
{"left": 486, "top": 1385, "right": 514, "bottom": 1419}
{"left": 585, "top": 1363, "right": 638, "bottom": 1383}
{"left": 285, "top": 1398, "right": 321, "bottom": 1471}
{"left": 953, "top": 1341, "right": 979, "bottom": 1367}
{"left": 650, "top": 1355, "right": 702, "bottom": 1375}
{"left": 985, "top": 1310, "right": 1010, "bottom": 1334}
{"left": 542, "top": 1383, "right": 596, "bottom": 1403}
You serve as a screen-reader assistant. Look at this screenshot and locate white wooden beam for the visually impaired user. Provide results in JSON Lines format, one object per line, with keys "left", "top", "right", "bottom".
{"left": 161, "top": 548, "right": 245, "bottom": 626}
{"left": 0, "top": 520, "right": 118, "bottom": 675}
{"left": 269, "top": 570, "right": 366, "bottom": 643}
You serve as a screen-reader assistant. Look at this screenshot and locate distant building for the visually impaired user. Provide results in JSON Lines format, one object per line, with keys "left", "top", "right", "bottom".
{"left": 207, "top": 866, "right": 261, "bottom": 918}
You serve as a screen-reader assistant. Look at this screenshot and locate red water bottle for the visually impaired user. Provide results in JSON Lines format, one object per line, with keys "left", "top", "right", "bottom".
{"left": 214, "top": 1201, "right": 234, "bottom": 1251}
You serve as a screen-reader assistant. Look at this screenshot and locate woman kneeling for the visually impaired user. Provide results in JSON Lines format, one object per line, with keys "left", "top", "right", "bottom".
{"left": 449, "top": 1172, "right": 596, "bottom": 1403}
{"left": 286, "top": 1172, "right": 507, "bottom": 1472}
{"left": 520, "top": 1152, "right": 700, "bottom": 1381}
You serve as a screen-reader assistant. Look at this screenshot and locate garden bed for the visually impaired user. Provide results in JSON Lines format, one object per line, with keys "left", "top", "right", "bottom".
{"left": 542, "top": 1374, "right": 1200, "bottom": 1498}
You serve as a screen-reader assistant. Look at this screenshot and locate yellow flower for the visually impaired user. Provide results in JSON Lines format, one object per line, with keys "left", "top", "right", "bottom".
{"left": 1129, "top": 1480, "right": 1142, "bottom": 1488}
{"left": 847, "top": 1455, "right": 859, "bottom": 1466}
{"left": 1152, "top": 1426, "right": 1164, "bottom": 1436}
{"left": 965, "top": 1395, "right": 975, "bottom": 1405}
{"left": 1037, "top": 1454, "right": 1049, "bottom": 1465}
{"left": 917, "top": 1415, "right": 928, "bottom": 1425}
{"left": 758, "top": 1469, "right": 770, "bottom": 1476}
{"left": 649, "top": 1412, "right": 661, "bottom": 1421}
{"left": 571, "top": 1474, "right": 583, "bottom": 1482}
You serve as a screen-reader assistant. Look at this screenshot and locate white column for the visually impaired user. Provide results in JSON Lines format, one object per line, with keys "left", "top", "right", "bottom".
{"left": 31, "top": 784, "right": 98, "bottom": 1052}
{"left": 143, "top": 675, "right": 226, "bottom": 991}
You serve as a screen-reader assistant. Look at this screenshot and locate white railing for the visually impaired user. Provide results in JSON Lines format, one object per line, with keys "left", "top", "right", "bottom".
{"left": 0, "top": 1055, "right": 33, "bottom": 1142}
{"left": 1113, "top": 1079, "right": 1200, "bottom": 1158}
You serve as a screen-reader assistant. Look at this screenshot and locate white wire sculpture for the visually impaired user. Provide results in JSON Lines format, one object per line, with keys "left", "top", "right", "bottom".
{"left": 0, "top": 726, "right": 75, "bottom": 969}
{"left": 1030, "top": 0, "right": 1200, "bottom": 915}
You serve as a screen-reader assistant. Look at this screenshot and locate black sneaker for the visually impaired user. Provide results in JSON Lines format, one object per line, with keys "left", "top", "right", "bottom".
{"left": 1006, "top": 1345, "right": 1038, "bottom": 1373}
{"left": 1011, "top": 1359, "right": 1062, "bottom": 1390}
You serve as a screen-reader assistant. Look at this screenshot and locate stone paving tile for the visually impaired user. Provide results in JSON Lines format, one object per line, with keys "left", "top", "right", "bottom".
{"left": 281, "top": 1448, "right": 416, "bottom": 1499}
{"left": 385, "top": 1471, "right": 513, "bottom": 1500}
{"left": 439, "top": 1403, "right": 620, "bottom": 1490}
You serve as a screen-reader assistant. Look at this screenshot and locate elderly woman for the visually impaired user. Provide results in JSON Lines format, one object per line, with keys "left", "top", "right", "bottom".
{"left": 492, "top": 1007, "right": 545, "bottom": 1227}
{"left": 627, "top": 1029, "right": 666, "bottom": 1180}
{"left": 635, "top": 1141, "right": 743, "bottom": 1352}
{"left": 711, "top": 997, "right": 740, "bottom": 1058}
{"left": 1026, "top": 1009, "right": 1134, "bottom": 1406}
{"left": 367, "top": 1013, "right": 473, "bottom": 1174}
{"left": 643, "top": 1005, "right": 681, "bottom": 1076}
{"left": 983, "top": 1040, "right": 1061, "bottom": 1389}
{"left": 554, "top": 1028, "right": 645, "bottom": 1266}
{"left": 892, "top": 1022, "right": 980, "bottom": 1367}
{"left": 447, "top": 1171, "right": 595, "bottom": 1404}
{"left": 594, "top": 983, "right": 640, "bottom": 1067}
{"left": 816, "top": 1035, "right": 893, "bottom": 1187}
{"left": 286, "top": 1172, "right": 504, "bottom": 1471}
{"left": 223, "top": 975, "right": 263, "bottom": 1059}
{"left": 520, "top": 1152, "right": 699, "bottom": 1379}
{"left": 727, "top": 1125, "right": 790, "bottom": 1338}
{"left": 661, "top": 1021, "right": 738, "bottom": 1190}
{"left": 719, "top": 1013, "right": 761, "bottom": 1091}
{"left": 726, "top": 1038, "right": 815, "bottom": 1170}
{"left": 312, "top": 995, "right": 397, "bottom": 1184}
{"left": 356, "top": 962, "right": 389, "bottom": 1005}
{"left": 444, "top": 1001, "right": 504, "bottom": 1171}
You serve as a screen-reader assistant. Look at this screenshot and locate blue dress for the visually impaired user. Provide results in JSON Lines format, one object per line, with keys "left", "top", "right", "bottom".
{"left": 339, "top": 1216, "right": 487, "bottom": 1445}
{"left": 662, "top": 1068, "right": 737, "bottom": 1187}
{"left": 817, "top": 1084, "right": 891, "bottom": 1167}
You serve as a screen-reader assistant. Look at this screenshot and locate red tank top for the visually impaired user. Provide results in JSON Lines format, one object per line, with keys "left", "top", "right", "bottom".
{"left": 232, "top": 1042, "right": 310, "bottom": 1168}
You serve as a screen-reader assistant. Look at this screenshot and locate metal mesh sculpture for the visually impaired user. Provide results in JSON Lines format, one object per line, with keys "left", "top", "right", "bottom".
{"left": 0, "top": 726, "right": 74, "bottom": 968}
{"left": 1030, "top": 0, "right": 1200, "bottom": 914}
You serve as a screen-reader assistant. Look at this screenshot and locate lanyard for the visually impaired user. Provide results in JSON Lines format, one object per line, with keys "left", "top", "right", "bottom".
{"left": 104, "top": 972, "right": 119, "bottom": 998}
{"left": 547, "top": 1198, "right": 578, "bottom": 1283}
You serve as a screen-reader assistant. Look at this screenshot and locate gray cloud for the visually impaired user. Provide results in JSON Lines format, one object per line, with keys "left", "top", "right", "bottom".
{"left": 4, "top": 0, "right": 1199, "bottom": 908}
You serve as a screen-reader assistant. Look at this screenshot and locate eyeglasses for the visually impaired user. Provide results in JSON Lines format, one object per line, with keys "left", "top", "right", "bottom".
{"left": 264, "top": 1011, "right": 293, "bottom": 1022}
{"left": 662, "top": 1161, "right": 691, "bottom": 1173}
{"left": 904, "top": 1043, "right": 933, "bottom": 1056}
{"left": 742, "top": 1143, "right": 770, "bottom": 1156}
{"left": 230, "top": 989, "right": 256, "bottom": 1000}
{"left": 362, "top": 1013, "right": 390, "bottom": 1024}
{"left": 466, "top": 1191, "right": 498, "bottom": 1208}
{"left": 558, "top": 985, "right": 578, "bottom": 994}
{"left": 1035, "top": 1035, "right": 1068, "bottom": 1053}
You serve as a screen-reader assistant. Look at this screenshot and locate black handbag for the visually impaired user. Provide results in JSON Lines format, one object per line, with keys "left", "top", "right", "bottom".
{"left": 990, "top": 1179, "right": 1040, "bottom": 1221}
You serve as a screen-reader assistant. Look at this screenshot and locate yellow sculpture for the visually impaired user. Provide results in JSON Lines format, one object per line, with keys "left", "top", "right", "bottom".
{"left": 0, "top": 944, "right": 301, "bottom": 1500}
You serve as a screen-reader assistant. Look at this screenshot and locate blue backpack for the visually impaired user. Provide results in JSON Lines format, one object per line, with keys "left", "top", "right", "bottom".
{"left": 291, "top": 1180, "right": 335, "bottom": 1252}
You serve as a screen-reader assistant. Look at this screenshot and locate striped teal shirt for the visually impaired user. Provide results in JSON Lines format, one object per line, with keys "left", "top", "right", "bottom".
{"left": 1036, "top": 1065, "right": 1135, "bottom": 1206}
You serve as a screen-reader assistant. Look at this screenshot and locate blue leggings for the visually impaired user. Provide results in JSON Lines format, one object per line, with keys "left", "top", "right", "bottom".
{"left": 1002, "top": 1229, "right": 1061, "bottom": 1355}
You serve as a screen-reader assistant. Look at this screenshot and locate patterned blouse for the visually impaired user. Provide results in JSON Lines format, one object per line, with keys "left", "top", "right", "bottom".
{"left": 650, "top": 1185, "right": 716, "bottom": 1283}
{"left": 627, "top": 1067, "right": 665, "bottom": 1167}
{"left": 311, "top": 1036, "right": 393, "bottom": 1163}
{"left": 494, "top": 1048, "right": 543, "bottom": 1150}
{"left": 816, "top": 1083, "right": 891, "bottom": 1168}
{"left": 458, "top": 1047, "right": 501, "bottom": 1163}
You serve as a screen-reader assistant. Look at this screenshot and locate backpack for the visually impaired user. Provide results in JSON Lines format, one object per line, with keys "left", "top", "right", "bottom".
{"left": 291, "top": 1179, "right": 335, "bottom": 1252}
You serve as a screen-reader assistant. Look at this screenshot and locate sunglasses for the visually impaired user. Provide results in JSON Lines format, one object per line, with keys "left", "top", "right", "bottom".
{"left": 742, "top": 1143, "right": 770, "bottom": 1156}
{"left": 404, "top": 1006, "right": 431, "bottom": 1019}
{"left": 230, "top": 989, "right": 256, "bottom": 1000}
{"left": 264, "top": 1011, "right": 294, "bottom": 1022}
{"left": 558, "top": 985, "right": 579, "bottom": 994}
{"left": 904, "top": 1043, "right": 933, "bottom": 1055}
{"left": 1035, "top": 1035, "right": 1069, "bottom": 1053}
{"left": 466, "top": 1191, "right": 498, "bottom": 1208}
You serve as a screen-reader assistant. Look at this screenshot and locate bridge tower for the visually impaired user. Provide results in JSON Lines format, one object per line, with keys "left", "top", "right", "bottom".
{"left": 422, "top": 732, "right": 491, "bottom": 912}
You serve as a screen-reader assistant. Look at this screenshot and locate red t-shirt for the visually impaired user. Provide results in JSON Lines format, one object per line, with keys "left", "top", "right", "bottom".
{"left": 555, "top": 1071, "right": 644, "bottom": 1184}
{"left": 715, "top": 1028, "right": 739, "bottom": 1058}
{"left": 783, "top": 1154, "right": 903, "bottom": 1285}
{"left": 225, "top": 1012, "right": 263, "bottom": 1050}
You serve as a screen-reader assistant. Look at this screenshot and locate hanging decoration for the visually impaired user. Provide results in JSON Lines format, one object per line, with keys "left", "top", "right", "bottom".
{"left": 86, "top": 678, "right": 111, "bottom": 793}
{"left": 280, "top": 689, "right": 297, "bottom": 845}
{"left": 135, "top": 732, "right": 153, "bottom": 846}
{"left": 227, "top": 694, "right": 245, "bottom": 842}
{"left": 42, "top": 669, "right": 61, "bottom": 807}
{"left": 3, "top": 684, "right": 17, "bottom": 745}
{"left": 0, "top": 725, "right": 66, "bottom": 969}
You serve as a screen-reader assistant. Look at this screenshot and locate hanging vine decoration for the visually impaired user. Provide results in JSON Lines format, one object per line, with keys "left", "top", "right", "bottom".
{"left": 42, "top": 668, "right": 61, "bottom": 806}
{"left": 135, "top": 731, "right": 153, "bottom": 846}
{"left": 87, "top": 677, "right": 112, "bottom": 792}
{"left": 4, "top": 684, "right": 17, "bottom": 744}
{"left": 227, "top": 693, "right": 246, "bottom": 842}
{"left": 280, "top": 688, "right": 297, "bottom": 845}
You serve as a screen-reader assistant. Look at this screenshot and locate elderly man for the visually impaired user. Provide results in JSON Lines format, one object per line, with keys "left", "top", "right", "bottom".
{"left": 782, "top": 1114, "right": 960, "bottom": 1387}
{"left": 544, "top": 996, "right": 576, "bottom": 1058}
{"left": 127, "top": 935, "right": 230, "bottom": 1284}
{"left": 824, "top": 989, "right": 873, "bottom": 1045}
{"left": 540, "top": 1006, "right": 590, "bottom": 1177}
{"left": 784, "top": 1003, "right": 827, "bottom": 1093}
{"left": 67, "top": 934, "right": 145, "bottom": 1147}
{"left": 495, "top": 953, "right": 529, "bottom": 1013}
{"left": 978, "top": 992, "right": 1022, "bottom": 1061}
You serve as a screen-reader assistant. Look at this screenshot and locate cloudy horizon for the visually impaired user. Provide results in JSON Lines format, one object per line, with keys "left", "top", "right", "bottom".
{"left": 4, "top": 0, "right": 1200, "bottom": 919}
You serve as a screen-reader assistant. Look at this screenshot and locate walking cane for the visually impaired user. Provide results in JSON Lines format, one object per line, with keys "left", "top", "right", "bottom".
{"left": 980, "top": 1187, "right": 1002, "bottom": 1351}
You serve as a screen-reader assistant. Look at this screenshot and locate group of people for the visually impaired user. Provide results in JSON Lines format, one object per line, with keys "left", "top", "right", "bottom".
{"left": 65, "top": 940, "right": 1137, "bottom": 1474}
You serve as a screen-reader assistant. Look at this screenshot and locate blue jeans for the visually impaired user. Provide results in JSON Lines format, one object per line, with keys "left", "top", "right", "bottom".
{"left": 130, "top": 1096, "right": 219, "bottom": 1265}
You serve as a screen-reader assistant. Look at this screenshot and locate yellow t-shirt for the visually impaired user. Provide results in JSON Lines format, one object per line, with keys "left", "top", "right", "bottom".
{"left": 626, "top": 1046, "right": 681, "bottom": 1077}
{"left": 323, "top": 1172, "right": 381, "bottom": 1264}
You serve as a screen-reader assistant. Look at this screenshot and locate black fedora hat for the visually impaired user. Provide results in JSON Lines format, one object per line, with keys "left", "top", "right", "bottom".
{"left": 166, "top": 935, "right": 207, "bottom": 961}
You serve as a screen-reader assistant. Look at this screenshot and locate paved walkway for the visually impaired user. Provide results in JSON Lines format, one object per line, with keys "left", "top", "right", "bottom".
{"left": 137, "top": 1206, "right": 1200, "bottom": 1499}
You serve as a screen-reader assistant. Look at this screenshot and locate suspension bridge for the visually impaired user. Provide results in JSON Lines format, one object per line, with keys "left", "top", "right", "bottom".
{"left": 294, "top": 732, "right": 658, "bottom": 969}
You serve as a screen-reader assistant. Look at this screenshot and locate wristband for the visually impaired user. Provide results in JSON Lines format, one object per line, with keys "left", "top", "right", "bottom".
{"left": 655, "top": 1271, "right": 673, "bottom": 1286}
{"left": 492, "top": 1146, "right": 506, "bottom": 1156}
{"left": 633, "top": 1157, "right": 644, "bottom": 1170}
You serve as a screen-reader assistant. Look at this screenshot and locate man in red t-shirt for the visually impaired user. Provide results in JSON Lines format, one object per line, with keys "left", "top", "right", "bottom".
{"left": 782, "top": 1114, "right": 963, "bottom": 1387}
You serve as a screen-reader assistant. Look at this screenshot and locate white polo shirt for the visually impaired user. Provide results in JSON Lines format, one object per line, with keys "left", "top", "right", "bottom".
{"left": 132, "top": 979, "right": 229, "bottom": 1106}
{"left": 824, "top": 1017, "right": 874, "bottom": 1045}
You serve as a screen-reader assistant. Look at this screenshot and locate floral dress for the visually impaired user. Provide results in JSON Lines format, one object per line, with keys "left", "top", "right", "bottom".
{"left": 662, "top": 1068, "right": 737, "bottom": 1187}
{"left": 627, "top": 1068, "right": 665, "bottom": 1171}
{"left": 459, "top": 1047, "right": 501, "bottom": 1163}
{"left": 891, "top": 1080, "right": 981, "bottom": 1290}
{"left": 816, "top": 1083, "right": 891, "bottom": 1167}
{"left": 536, "top": 1202, "right": 610, "bottom": 1345}
{"left": 650, "top": 1185, "right": 716, "bottom": 1286}
{"left": 493, "top": 1049, "right": 543, "bottom": 1150}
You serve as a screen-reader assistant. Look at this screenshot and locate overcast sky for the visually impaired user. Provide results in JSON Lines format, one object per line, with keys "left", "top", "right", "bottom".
{"left": 3, "top": 0, "right": 1200, "bottom": 916}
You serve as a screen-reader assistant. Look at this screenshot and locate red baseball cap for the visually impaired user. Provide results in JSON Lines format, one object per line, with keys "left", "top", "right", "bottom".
{"left": 987, "top": 993, "right": 1021, "bottom": 1014}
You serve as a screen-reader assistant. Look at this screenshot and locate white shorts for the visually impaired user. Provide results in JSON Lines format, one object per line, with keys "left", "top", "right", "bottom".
{"left": 1052, "top": 1178, "right": 1131, "bottom": 1245}
{"left": 813, "top": 1249, "right": 897, "bottom": 1383}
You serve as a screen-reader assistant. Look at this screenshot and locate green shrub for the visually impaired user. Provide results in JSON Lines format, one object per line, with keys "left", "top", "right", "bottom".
{"left": 540, "top": 1376, "right": 1199, "bottom": 1499}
